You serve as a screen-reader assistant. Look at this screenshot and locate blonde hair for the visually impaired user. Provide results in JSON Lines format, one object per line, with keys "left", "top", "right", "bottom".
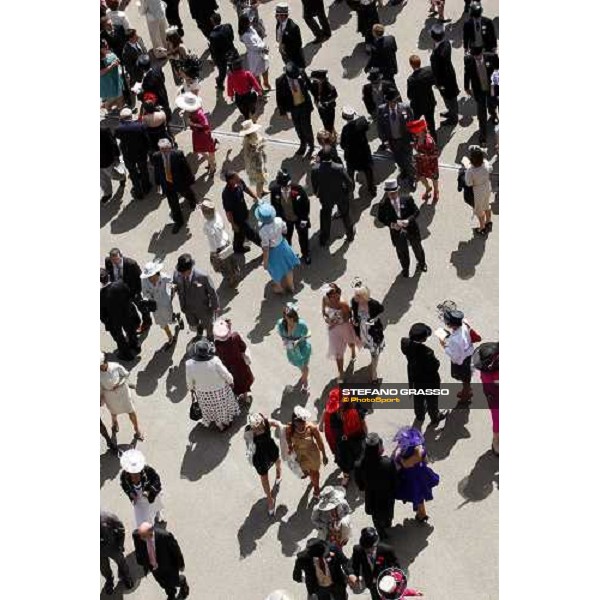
{"left": 354, "top": 285, "right": 371, "bottom": 300}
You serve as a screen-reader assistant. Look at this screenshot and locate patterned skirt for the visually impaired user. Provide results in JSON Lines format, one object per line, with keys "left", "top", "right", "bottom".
{"left": 195, "top": 386, "right": 240, "bottom": 427}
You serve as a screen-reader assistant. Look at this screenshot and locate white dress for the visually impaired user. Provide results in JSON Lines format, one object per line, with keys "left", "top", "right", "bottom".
{"left": 141, "top": 275, "right": 174, "bottom": 327}
{"left": 241, "top": 27, "right": 269, "bottom": 76}
{"left": 465, "top": 160, "right": 493, "bottom": 215}
{"left": 100, "top": 363, "right": 135, "bottom": 415}
{"left": 131, "top": 481, "right": 164, "bottom": 528}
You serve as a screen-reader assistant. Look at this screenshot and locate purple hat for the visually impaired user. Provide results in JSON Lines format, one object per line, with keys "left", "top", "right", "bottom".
{"left": 393, "top": 427, "right": 424, "bottom": 453}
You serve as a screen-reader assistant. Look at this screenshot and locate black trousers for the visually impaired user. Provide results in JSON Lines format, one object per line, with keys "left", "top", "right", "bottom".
{"left": 153, "top": 571, "right": 188, "bottom": 599}
{"left": 413, "top": 394, "right": 441, "bottom": 421}
{"left": 284, "top": 219, "right": 310, "bottom": 258}
{"left": 442, "top": 95, "right": 459, "bottom": 123}
{"left": 233, "top": 219, "right": 261, "bottom": 253}
{"left": 195, "top": 16, "right": 214, "bottom": 39}
{"left": 124, "top": 156, "right": 151, "bottom": 197}
{"left": 390, "top": 228, "right": 426, "bottom": 273}
{"left": 165, "top": 183, "right": 197, "bottom": 225}
{"left": 108, "top": 316, "right": 140, "bottom": 357}
{"left": 291, "top": 104, "right": 315, "bottom": 148}
{"left": 100, "top": 548, "right": 130, "bottom": 584}
{"left": 304, "top": 7, "right": 332, "bottom": 39}
{"left": 367, "top": 583, "right": 379, "bottom": 600}
{"left": 389, "top": 139, "right": 415, "bottom": 185}
{"left": 215, "top": 59, "right": 228, "bottom": 88}
{"left": 318, "top": 105, "right": 336, "bottom": 133}
{"left": 165, "top": 0, "right": 183, "bottom": 35}
{"left": 235, "top": 91, "right": 258, "bottom": 119}
{"left": 315, "top": 583, "right": 347, "bottom": 600}
{"left": 347, "top": 164, "right": 375, "bottom": 192}
{"left": 474, "top": 93, "right": 498, "bottom": 142}
{"left": 373, "top": 513, "right": 393, "bottom": 538}
{"left": 319, "top": 200, "right": 353, "bottom": 245}
{"left": 133, "top": 294, "right": 153, "bottom": 327}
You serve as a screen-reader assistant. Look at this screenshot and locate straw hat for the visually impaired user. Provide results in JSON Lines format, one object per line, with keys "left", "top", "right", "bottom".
{"left": 175, "top": 92, "right": 203, "bottom": 112}
{"left": 120, "top": 449, "right": 146, "bottom": 474}
{"left": 239, "top": 120, "right": 261, "bottom": 136}
{"left": 140, "top": 260, "right": 164, "bottom": 279}
{"left": 315, "top": 486, "right": 346, "bottom": 512}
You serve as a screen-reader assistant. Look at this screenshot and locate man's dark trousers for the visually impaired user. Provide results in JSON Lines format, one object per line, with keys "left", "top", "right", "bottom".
{"left": 165, "top": 183, "right": 197, "bottom": 225}
{"left": 284, "top": 220, "right": 310, "bottom": 258}
{"left": 233, "top": 220, "right": 261, "bottom": 253}
{"left": 389, "top": 140, "right": 415, "bottom": 186}
{"left": 101, "top": 548, "right": 130, "bottom": 585}
{"left": 319, "top": 199, "right": 353, "bottom": 245}
{"left": 391, "top": 228, "right": 425, "bottom": 272}
{"left": 305, "top": 7, "right": 332, "bottom": 40}
{"left": 291, "top": 105, "right": 315, "bottom": 149}
{"left": 125, "top": 156, "right": 151, "bottom": 198}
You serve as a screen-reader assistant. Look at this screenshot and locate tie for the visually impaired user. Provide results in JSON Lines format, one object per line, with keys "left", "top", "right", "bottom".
{"left": 165, "top": 154, "right": 173, "bottom": 183}
{"left": 476, "top": 21, "right": 481, "bottom": 32}
{"left": 117, "top": 265, "right": 122, "bottom": 280}
{"left": 390, "top": 109, "right": 396, "bottom": 121}
{"left": 318, "top": 557, "right": 327, "bottom": 574}
{"left": 291, "top": 79, "right": 299, "bottom": 92}
{"left": 146, "top": 537, "right": 158, "bottom": 570}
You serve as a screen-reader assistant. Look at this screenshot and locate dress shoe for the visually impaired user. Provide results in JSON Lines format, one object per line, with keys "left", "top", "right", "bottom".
{"left": 295, "top": 145, "right": 306, "bottom": 156}
{"left": 429, "top": 409, "right": 449, "bottom": 427}
{"left": 102, "top": 580, "right": 115, "bottom": 595}
{"left": 346, "top": 227, "right": 356, "bottom": 242}
{"left": 172, "top": 222, "right": 183, "bottom": 234}
{"left": 177, "top": 581, "right": 190, "bottom": 599}
{"left": 401, "top": 269, "right": 409, "bottom": 278}
{"left": 417, "top": 263, "right": 428, "bottom": 272}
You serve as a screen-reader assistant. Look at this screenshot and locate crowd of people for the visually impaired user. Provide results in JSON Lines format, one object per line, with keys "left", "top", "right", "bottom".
{"left": 100, "top": 1, "right": 499, "bottom": 599}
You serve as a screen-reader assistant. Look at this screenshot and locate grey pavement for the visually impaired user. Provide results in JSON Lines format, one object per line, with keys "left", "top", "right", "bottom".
{"left": 100, "top": 1, "right": 499, "bottom": 598}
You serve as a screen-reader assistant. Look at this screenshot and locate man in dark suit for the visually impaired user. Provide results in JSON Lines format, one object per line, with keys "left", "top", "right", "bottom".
{"left": 270, "top": 169, "right": 312, "bottom": 264}
{"left": 100, "top": 268, "right": 141, "bottom": 361}
{"left": 367, "top": 24, "right": 398, "bottom": 83}
{"left": 114, "top": 108, "right": 152, "bottom": 199}
{"left": 340, "top": 107, "right": 376, "bottom": 196}
{"left": 464, "top": 45, "right": 499, "bottom": 146}
{"left": 164, "top": 0, "right": 184, "bottom": 36}
{"left": 275, "top": 3, "right": 306, "bottom": 68}
{"left": 138, "top": 54, "right": 171, "bottom": 120}
{"left": 100, "top": 126, "right": 126, "bottom": 203}
{"left": 301, "top": 0, "right": 332, "bottom": 43}
{"left": 348, "top": 527, "right": 400, "bottom": 600}
{"left": 406, "top": 54, "right": 437, "bottom": 141}
{"left": 222, "top": 171, "right": 262, "bottom": 253}
{"left": 188, "top": 0, "right": 218, "bottom": 38}
{"left": 430, "top": 23, "right": 460, "bottom": 126}
{"left": 105, "top": 247, "right": 152, "bottom": 331}
{"left": 133, "top": 522, "right": 189, "bottom": 600}
{"left": 208, "top": 12, "right": 236, "bottom": 91}
{"left": 122, "top": 28, "right": 147, "bottom": 84}
{"left": 376, "top": 91, "right": 415, "bottom": 188}
{"left": 152, "top": 138, "right": 197, "bottom": 233}
{"left": 463, "top": 2, "right": 497, "bottom": 53}
{"left": 276, "top": 62, "right": 315, "bottom": 157}
{"left": 376, "top": 179, "right": 427, "bottom": 277}
{"left": 101, "top": 510, "right": 133, "bottom": 595}
{"left": 362, "top": 68, "right": 398, "bottom": 117}
{"left": 293, "top": 538, "right": 353, "bottom": 600}
{"left": 311, "top": 148, "right": 355, "bottom": 247}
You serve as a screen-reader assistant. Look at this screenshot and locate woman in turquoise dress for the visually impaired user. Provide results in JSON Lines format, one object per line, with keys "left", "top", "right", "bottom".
{"left": 100, "top": 40, "right": 124, "bottom": 110}
{"left": 276, "top": 303, "right": 311, "bottom": 394}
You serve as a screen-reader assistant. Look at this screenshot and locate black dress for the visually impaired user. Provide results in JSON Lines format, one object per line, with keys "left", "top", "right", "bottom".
{"left": 249, "top": 417, "right": 280, "bottom": 475}
{"left": 330, "top": 407, "right": 366, "bottom": 473}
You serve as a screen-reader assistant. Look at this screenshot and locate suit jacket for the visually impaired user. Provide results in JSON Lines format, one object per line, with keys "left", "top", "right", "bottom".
{"left": 400, "top": 338, "right": 441, "bottom": 387}
{"left": 275, "top": 72, "right": 313, "bottom": 115}
{"left": 172, "top": 267, "right": 219, "bottom": 315}
{"left": 310, "top": 161, "right": 353, "bottom": 206}
{"left": 209, "top": 23, "right": 236, "bottom": 62}
{"left": 270, "top": 183, "right": 311, "bottom": 224}
{"left": 104, "top": 256, "right": 143, "bottom": 297}
{"left": 367, "top": 35, "right": 398, "bottom": 79}
{"left": 151, "top": 149, "right": 194, "bottom": 193}
{"left": 188, "top": 0, "right": 218, "bottom": 21}
{"left": 121, "top": 466, "right": 162, "bottom": 503}
{"left": 309, "top": 79, "right": 337, "bottom": 109}
{"left": 292, "top": 545, "right": 352, "bottom": 594}
{"left": 463, "top": 16, "right": 497, "bottom": 52}
{"left": 340, "top": 115, "right": 373, "bottom": 170}
{"left": 361, "top": 80, "right": 398, "bottom": 115}
{"left": 133, "top": 528, "right": 185, "bottom": 577}
{"left": 100, "top": 126, "right": 121, "bottom": 168}
{"left": 101, "top": 510, "right": 126, "bottom": 556}
{"left": 115, "top": 120, "right": 151, "bottom": 162}
{"left": 377, "top": 194, "right": 421, "bottom": 236}
{"left": 430, "top": 40, "right": 459, "bottom": 99}
{"left": 376, "top": 102, "right": 413, "bottom": 143}
{"left": 407, "top": 66, "right": 437, "bottom": 116}
{"left": 464, "top": 53, "right": 499, "bottom": 98}
{"left": 350, "top": 543, "right": 399, "bottom": 588}
{"left": 141, "top": 67, "right": 170, "bottom": 109}
{"left": 355, "top": 454, "right": 396, "bottom": 521}
{"left": 277, "top": 18, "right": 305, "bottom": 68}
{"left": 100, "top": 280, "right": 139, "bottom": 329}
{"left": 122, "top": 38, "right": 148, "bottom": 83}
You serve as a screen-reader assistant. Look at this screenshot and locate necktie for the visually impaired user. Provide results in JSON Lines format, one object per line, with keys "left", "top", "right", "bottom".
{"left": 146, "top": 537, "right": 158, "bottom": 570}
{"left": 318, "top": 556, "right": 327, "bottom": 574}
{"left": 291, "top": 79, "right": 299, "bottom": 92}
{"left": 390, "top": 109, "right": 396, "bottom": 121}
{"left": 165, "top": 154, "right": 173, "bottom": 183}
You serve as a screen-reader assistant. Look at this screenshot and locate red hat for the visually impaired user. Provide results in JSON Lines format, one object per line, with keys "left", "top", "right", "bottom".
{"left": 406, "top": 118, "right": 427, "bottom": 134}
{"left": 325, "top": 388, "right": 341, "bottom": 414}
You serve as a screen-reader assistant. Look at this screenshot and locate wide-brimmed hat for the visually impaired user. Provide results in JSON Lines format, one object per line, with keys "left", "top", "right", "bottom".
{"left": 377, "top": 568, "right": 408, "bottom": 599}
{"left": 406, "top": 118, "right": 427, "bottom": 134}
{"left": 365, "top": 432, "right": 382, "bottom": 447}
{"left": 443, "top": 309, "right": 464, "bottom": 327}
{"left": 315, "top": 486, "right": 346, "bottom": 512}
{"left": 140, "top": 260, "right": 164, "bottom": 279}
{"left": 255, "top": 202, "right": 276, "bottom": 224}
{"left": 200, "top": 200, "right": 215, "bottom": 212}
{"left": 276, "top": 169, "right": 291, "bottom": 186}
{"left": 192, "top": 338, "right": 215, "bottom": 361}
{"left": 293, "top": 405, "right": 311, "bottom": 421}
{"left": 120, "top": 449, "right": 146, "bottom": 474}
{"left": 213, "top": 319, "right": 232, "bottom": 341}
{"left": 408, "top": 322, "right": 432, "bottom": 341}
{"left": 248, "top": 412, "right": 264, "bottom": 429}
{"left": 472, "top": 342, "right": 499, "bottom": 372}
{"left": 239, "top": 120, "right": 261, "bottom": 136}
{"left": 275, "top": 2, "right": 289, "bottom": 14}
{"left": 175, "top": 92, "right": 202, "bottom": 112}
{"left": 119, "top": 107, "right": 133, "bottom": 120}
{"left": 341, "top": 106, "right": 356, "bottom": 120}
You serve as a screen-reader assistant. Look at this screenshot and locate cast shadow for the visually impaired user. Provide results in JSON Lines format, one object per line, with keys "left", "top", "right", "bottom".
{"left": 109, "top": 190, "right": 162, "bottom": 234}
{"left": 208, "top": 96, "right": 237, "bottom": 130}
{"left": 454, "top": 129, "right": 481, "bottom": 165}
{"left": 266, "top": 109, "right": 295, "bottom": 136}
{"left": 416, "top": 202, "right": 436, "bottom": 241}
{"left": 237, "top": 499, "right": 289, "bottom": 559}
{"left": 450, "top": 234, "right": 488, "bottom": 280}
{"left": 302, "top": 41, "right": 324, "bottom": 67}
{"left": 135, "top": 342, "right": 177, "bottom": 397}
{"left": 147, "top": 223, "right": 193, "bottom": 257}
{"left": 457, "top": 449, "right": 499, "bottom": 506}
{"left": 435, "top": 120, "right": 458, "bottom": 153}
{"left": 165, "top": 354, "right": 188, "bottom": 404}
{"left": 444, "top": 13, "right": 468, "bottom": 49}
{"left": 388, "top": 518, "right": 434, "bottom": 574}
{"left": 277, "top": 485, "right": 316, "bottom": 557}
{"left": 379, "top": 1, "right": 408, "bottom": 26}
{"left": 100, "top": 190, "right": 125, "bottom": 228}
{"left": 100, "top": 449, "right": 122, "bottom": 488}
{"left": 279, "top": 156, "right": 311, "bottom": 189}
{"left": 342, "top": 42, "right": 368, "bottom": 80}
{"left": 221, "top": 148, "right": 246, "bottom": 177}
{"left": 417, "top": 17, "right": 438, "bottom": 50}
{"left": 247, "top": 288, "right": 290, "bottom": 344}
{"left": 381, "top": 271, "right": 422, "bottom": 326}
{"left": 299, "top": 241, "right": 349, "bottom": 291}
{"left": 328, "top": 0, "right": 352, "bottom": 30}
{"left": 99, "top": 551, "right": 144, "bottom": 599}
{"left": 423, "top": 406, "right": 471, "bottom": 463}
{"left": 271, "top": 383, "right": 310, "bottom": 423}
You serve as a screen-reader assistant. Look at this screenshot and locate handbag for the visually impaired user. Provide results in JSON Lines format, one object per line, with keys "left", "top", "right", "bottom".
{"left": 467, "top": 324, "right": 482, "bottom": 344}
{"left": 189, "top": 390, "right": 202, "bottom": 421}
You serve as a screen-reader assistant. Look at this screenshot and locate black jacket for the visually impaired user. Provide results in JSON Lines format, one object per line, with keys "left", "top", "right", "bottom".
{"left": 270, "top": 183, "right": 311, "bottom": 224}
{"left": 362, "top": 80, "right": 398, "bottom": 115}
{"left": 133, "top": 528, "right": 184, "bottom": 577}
{"left": 141, "top": 67, "right": 170, "bottom": 109}
{"left": 430, "top": 40, "right": 459, "bottom": 99}
{"left": 376, "top": 102, "right": 413, "bottom": 143}
{"left": 120, "top": 466, "right": 162, "bottom": 504}
{"left": 340, "top": 116, "right": 373, "bottom": 170}
{"left": 310, "top": 161, "right": 353, "bottom": 206}
{"left": 275, "top": 72, "right": 313, "bottom": 115}
{"left": 122, "top": 38, "right": 147, "bottom": 83}
{"left": 310, "top": 79, "right": 338, "bottom": 109}
{"left": 355, "top": 454, "right": 396, "bottom": 521}
{"left": 188, "top": 0, "right": 218, "bottom": 21}
{"left": 350, "top": 543, "right": 399, "bottom": 588}
{"left": 277, "top": 18, "right": 305, "bottom": 67}
{"left": 115, "top": 120, "right": 150, "bottom": 162}
{"left": 100, "top": 126, "right": 121, "bottom": 168}
{"left": 293, "top": 545, "right": 352, "bottom": 594}
{"left": 464, "top": 53, "right": 499, "bottom": 99}
{"left": 100, "top": 510, "right": 126, "bottom": 556}
{"left": 151, "top": 149, "right": 195, "bottom": 193}
{"left": 400, "top": 338, "right": 441, "bottom": 387}
{"left": 209, "top": 23, "right": 236, "bottom": 62}
{"left": 350, "top": 298, "right": 384, "bottom": 344}
{"left": 407, "top": 66, "right": 437, "bottom": 116}
{"left": 100, "top": 280, "right": 139, "bottom": 329}
{"left": 104, "top": 256, "right": 143, "bottom": 297}
{"left": 367, "top": 35, "right": 398, "bottom": 79}
{"left": 377, "top": 194, "right": 421, "bottom": 236}
{"left": 463, "top": 16, "right": 497, "bottom": 52}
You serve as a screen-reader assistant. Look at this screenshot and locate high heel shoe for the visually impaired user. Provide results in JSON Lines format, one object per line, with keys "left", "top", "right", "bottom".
{"left": 432, "top": 190, "right": 439, "bottom": 203}
{"left": 415, "top": 514, "right": 429, "bottom": 523}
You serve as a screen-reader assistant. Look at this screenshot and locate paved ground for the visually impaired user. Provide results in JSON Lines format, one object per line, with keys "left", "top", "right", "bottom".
{"left": 100, "top": 1, "right": 499, "bottom": 598}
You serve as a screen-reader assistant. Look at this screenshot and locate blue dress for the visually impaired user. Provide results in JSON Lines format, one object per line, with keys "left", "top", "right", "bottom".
{"left": 277, "top": 318, "right": 312, "bottom": 368}
{"left": 394, "top": 448, "right": 440, "bottom": 511}
{"left": 100, "top": 52, "right": 123, "bottom": 100}
{"left": 259, "top": 218, "right": 300, "bottom": 283}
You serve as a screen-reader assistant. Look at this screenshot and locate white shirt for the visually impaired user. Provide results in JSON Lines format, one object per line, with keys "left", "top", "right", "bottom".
{"left": 185, "top": 356, "right": 234, "bottom": 391}
{"left": 203, "top": 213, "right": 230, "bottom": 253}
{"left": 259, "top": 217, "right": 287, "bottom": 248}
{"left": 444, "top": 325, "right": 475, "bottom": 365}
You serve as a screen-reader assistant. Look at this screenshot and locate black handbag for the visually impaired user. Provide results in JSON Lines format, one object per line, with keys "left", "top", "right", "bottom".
{"left": 189, "top": 390, "right": 202, "bottom": 421}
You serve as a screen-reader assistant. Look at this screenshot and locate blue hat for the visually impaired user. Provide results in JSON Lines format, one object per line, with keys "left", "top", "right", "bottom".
{"left": 255, "top": 202, "right": 276, "bottom": 224}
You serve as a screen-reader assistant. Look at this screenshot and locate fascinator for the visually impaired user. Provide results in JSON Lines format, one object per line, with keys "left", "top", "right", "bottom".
{"left": 393, "top": 427, "right": 424, "bottom": 455}
{"left": 284, "top": 301, "right": 299, "bottom": 316}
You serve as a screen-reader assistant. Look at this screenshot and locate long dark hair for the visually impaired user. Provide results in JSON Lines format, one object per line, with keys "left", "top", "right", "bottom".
{"left": 238, "top": 12, "right": 251, "bottom": 37}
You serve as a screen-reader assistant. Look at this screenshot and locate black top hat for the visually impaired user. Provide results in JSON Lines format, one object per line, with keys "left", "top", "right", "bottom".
{"left": 136, "top": 54, "right": 151, "bottom": 70}
{"left": 176, "top": 253, "right": 194, "bottom": 272}
{"left": 307, "top": 538, "right": 328, "bottom": 558}
{"left": 384, "top": 88, "right": 400, "bottom": 102}
{"left": 310, "top": 69, "right": 328, "bottom": 79}
{"left": 365, "top": 432, "right": 382, "bottom": 447}
{"left": 359, "top": 527, "right": 379, "bottom": 548}
{"left": 276, "top": 169, "right": 291, "bottom": 186}
{"left": 444, "top": 309, "right": 464, "bottom": 327}
{"left": 367, "top": 67, "right": 382, "bottom": 82}
{"left": 430, "top": 23, "right": 445, "bottom": 41}
{"left": 409, "top": 323, "right": 432, "bottom": 341}
{"left": 470, "top": 2, "right": 483, "bottom": 17}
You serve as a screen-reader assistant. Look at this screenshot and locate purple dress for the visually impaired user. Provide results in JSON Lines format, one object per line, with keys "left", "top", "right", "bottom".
{"left": 393, "top": 447, "right": 440, "bottom": 511}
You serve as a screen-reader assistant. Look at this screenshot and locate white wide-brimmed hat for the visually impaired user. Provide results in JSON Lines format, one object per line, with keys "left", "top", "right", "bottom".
{"left": 341, "top": 106, "right": 356, "bottom": 120}
{"left": 315, "top": 486, "right": 347, "bottom": 511}
{"left": 213, "top": 319, "right": 232, "bottom": 341}
{"left": 175, "top": 92, "right": 203, "bottom": 112}
{"left": 120, "top": 449, "right": 146, "bottom": 474}
{"left": 239, "top": 120, "right": 261, "bottom": 136}
{"left": 140, "top": 260, "right": 164, "bottom": 279}
{"left": 293, "top": 405, "right": 311, "bottom": 421}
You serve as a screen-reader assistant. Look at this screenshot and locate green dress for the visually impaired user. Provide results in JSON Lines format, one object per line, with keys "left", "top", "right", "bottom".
{"left": 277, "top": 318, "right": 311, "bottom": 368}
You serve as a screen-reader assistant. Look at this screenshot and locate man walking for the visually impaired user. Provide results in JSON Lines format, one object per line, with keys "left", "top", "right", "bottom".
{"left": 138, "top": 53, "right": 171, "bottom": 120}
{"left": 367, "top": 24, "right": 398, "bottom": 83}
{"left": 311, "top": 148, "right": 355, "bottom": 247}
{"left": 275, "top": 4, "right": 305, "bottom": 68}
{"left": 430, "top": 23, "right": 460, "bottom": 126}
{"left": 101, "top": 510, "right": 133, "bottom": 595}
{"left": 133, "top": 521, "right": 189, "bottom": 600}
{"left": 406, "top": 54, "right": 437, "bottom": 141}
{"left": 122, "top": 29, "right": 148, "bottom": 85}
{"left": 463, "top": 2, "right": 497, "bottom": 54}
{"left": 188, "top": 0, "right": 218, "bottom": 39}
{"left": 301, "top": 0, "right": 332, "bottom": 43}
{"left": 376, "top": 179, "right": 427, "bottom": 277}
{"left": 100, "top": 125, "right": 126, "bottom": 203}
{"left": 152, "top": 138, "right": 197, "bottom": 234}
{"left": 208, "top": 12, "right": 236, "bottom": 91}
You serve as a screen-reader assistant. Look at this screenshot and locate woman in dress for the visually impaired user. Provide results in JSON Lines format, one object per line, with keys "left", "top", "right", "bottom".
{"left": 213, "top": 318, "right": 254, "bottom": 403}
{"left": 176, "top": 92, "right": 218, "bottom": 175}
{"left": 277, "top": 303, "right": 311, "bottom": 393}
{"left": 227, "top": 56, "right": 263, "bottom": 121}
{"left": 285, "top": 406, "right": 328, "bottom": 500}
{"left": 140, "top": 95, "right": 171, "bottom": 152}
{"left": 165, "top": 27, "right": 188, "bottom": 84}
{"left": 179, "top": 54, "right": 202, "bottom": 96}
{"left": 392, "top": 427, "right": 440, "bottom": 523}
{"left": 100, "top": 353, "right": 143, "bottom": 441}
{"left": 311, "top": 486, "right": 352, "bottom": 549}
{"left": 244, "top": 412, "right": 283, "bottom": 515}
{"left": 408, "top": 118, "right": 440, "bottom": 203}
{"left": 185, "top": 338, "right": 240, "bottom": 431}
{"left": 119, "top": 449, "right": 165, "bottom": 527}
{"left": 322, "top": 283, "right": 358, "bottom": 383}
{"left": 256, "top": 202, "right": 300, "bottom": 294}
{"left": 100, "top": 39, "right": 124, "bottom": 110}
{"left": 241, "top": 120, "right": 268, "bottom": 196}
{"left": 473, "top": 342, "right": 499, "bottom": 455}
{"left": 238, "top": 12, "right": 270, "bottom": 91}
{"left": 465, "top": 145, "right": 493, "bottom": 234}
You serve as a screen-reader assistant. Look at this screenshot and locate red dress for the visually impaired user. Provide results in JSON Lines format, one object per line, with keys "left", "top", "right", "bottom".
{"left": 215, "top": 333, "right": 254, "bottom": 396}
{"left": 414, "top": 133, "right": 439, "bottom": 179}
{"left": 190, "top": 108, "right": 216, "bottom": 153}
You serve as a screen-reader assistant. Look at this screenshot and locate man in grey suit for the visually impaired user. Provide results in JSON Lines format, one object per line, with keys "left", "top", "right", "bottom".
{"left": 101, "top": 510, "right": 133, "bottom": 595}
{"left": 310, "top": 148, "right": 355, "bottom": 247}
{"left": 172, "top": 254, "right": 220, "bottom": 340}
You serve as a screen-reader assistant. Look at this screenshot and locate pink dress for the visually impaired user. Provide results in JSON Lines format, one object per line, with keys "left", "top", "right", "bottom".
{"left": 480, "top": 370, "right": 499, "bottom": 433}
{"left": 190, "top": 108, "right": 216, "bottom": 153}
{"left": 326, "top": 307, "right": 359, "bottom": 359}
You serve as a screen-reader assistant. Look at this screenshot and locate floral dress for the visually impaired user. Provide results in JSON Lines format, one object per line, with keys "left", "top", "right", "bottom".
{"left": 414, "top": 133, "right": 440, "bottom": 180}
{"left": 243, "top": 136, "right": 268, "bottom": 186}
